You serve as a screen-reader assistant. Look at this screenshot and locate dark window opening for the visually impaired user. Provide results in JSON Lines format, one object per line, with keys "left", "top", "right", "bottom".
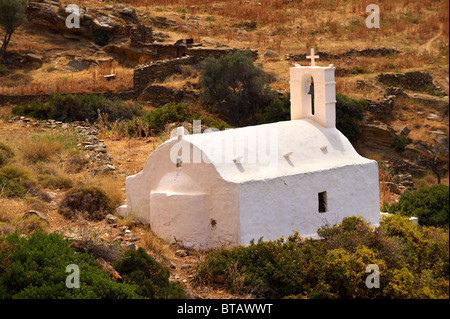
{"left": 308, "top": 76, "right": 315, "bottom": 115}
{"left": 318, "top": 191, "right": 327, "bottom": 213}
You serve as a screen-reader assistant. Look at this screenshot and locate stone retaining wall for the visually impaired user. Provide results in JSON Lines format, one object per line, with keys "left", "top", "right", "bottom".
{"left": 133, "top": 48, "right": 258, "bottom": 93}
{"left": 133, "top": 56, "right": 196, "bottom": 93}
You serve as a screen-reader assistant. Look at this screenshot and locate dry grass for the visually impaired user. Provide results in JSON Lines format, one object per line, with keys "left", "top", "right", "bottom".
{"left": 141, "top": 226, "right": 173, "bottom": 264}
{"left": 20, "top": 135, "right": 65, "bottom": 164}
{"left": 76, "top": 174, "right": 126, "bottom": 209}
{"left": 0, "top": 198, "right": 47, "bottom": 236}
{"left": 0, "top": 198, "right": 27, "bottom": 223}
{"left": 0, "top": 0, "right": 447, "bottom": 97}
{"left": 0, "top": 64, "right": 134, "bottom": 95}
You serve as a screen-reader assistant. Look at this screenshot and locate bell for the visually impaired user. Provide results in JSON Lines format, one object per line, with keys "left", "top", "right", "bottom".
{"left": 307, "top": 82, "right": 314, "bottom": 95}
{"left": 308, "top": 82, "right": 315, "bottom": 115}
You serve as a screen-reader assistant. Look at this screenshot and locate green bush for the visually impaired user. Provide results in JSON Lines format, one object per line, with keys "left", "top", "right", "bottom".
{"left": 256, "top": 93, "right": 365, "bottom": 143}
{"left": 12, "top": 94, "right": 143, "bottom": 123}
{"left": 0, "top": 141, "right": 14, "bottom": 167}
{"left": 0, "top": 64, "right": 9, "bottom": 75}
{"left": 386, "top": 185, "right": 449, "bottom": 228}
{"left": 199, "top": 50, "right": 274, "bottom": 126}
{"left": 194, "top": 215, "right": 449, "bottom": 299}
{"left": 125, "top": 103, "right": 230, "bottom": 137}
{"left": 57, "top": 185, "right": 114, "bottom": 221}
{"left": 258, "top": 93, "right": 291, "bottom": 124}
{"left": 0, "top": 165, "right": 36, "bottom": 198}
{"left": 38, "top": 174, "right": 73, "bottom": 190}
{"left": 335, "top": 93, "right": 366, "bottom": 143}
{"left": 114, "top": 247, "right": 187, "bottom": 299}
{"left": 0, "top": 231, "right": 140, "bottom": 299}
{"left": 393, "top": 135, "right": 412, "bottom": 153}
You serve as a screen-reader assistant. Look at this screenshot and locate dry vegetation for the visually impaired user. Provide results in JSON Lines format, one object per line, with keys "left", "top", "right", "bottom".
{"left": 1, "top": 0, "right": 448, "bottom": 96}
{"left": 0, "top": 0, "right": 448, "bottom": 299}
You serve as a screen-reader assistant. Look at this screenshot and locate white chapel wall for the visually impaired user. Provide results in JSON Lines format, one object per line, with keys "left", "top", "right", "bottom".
{"left": 238, "top": 161, "right": 380, "bottom": 245}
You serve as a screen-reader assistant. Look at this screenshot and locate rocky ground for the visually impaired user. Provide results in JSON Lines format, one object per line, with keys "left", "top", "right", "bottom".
{"left": 0, "top": 0, "right": 448, "bottom": 299}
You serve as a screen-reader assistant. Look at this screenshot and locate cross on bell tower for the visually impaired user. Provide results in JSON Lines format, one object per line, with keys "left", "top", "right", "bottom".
{"left": 289, "top": 50, "right": 336, "bottom": 128}
{"left": 306, "top": 48, "right": 319, "bottom": 66}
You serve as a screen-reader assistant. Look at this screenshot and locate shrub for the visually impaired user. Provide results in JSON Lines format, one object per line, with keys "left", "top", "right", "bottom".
{"left": 0, "top": 231, "right": 140, "bottom": 299}
{"left": 114, "top": 247, "right": 187, "bottom": 299}
{"left": 0, "top": 141, "right": 14, "bottom": 167}
{"left": 256, "top": 93, "right": 365, "bottom": 143}
{"left": 57, "top": 185, "right": 114, "bottom": 221}
{"left": 12, "top": 94, "right": 142, "bottom": 123}
{"left": 386, "top": 185, "right": 449, "bottom": 228}
{"left": 125, "top": 103, "right": 230, "bottom": 137}
{"left": 0, "top": 64, "right": 8, "bottom": 75}
{"left": 38, "top": 174, "right": 73, "bottom": 190}
{"left": 72, "top": 229, "right": 122, "bottom": 264}
{"left": 0, "top": 165, "right": 35, "bottom": 198}
{"left": 21, "top": 132, "right": 71, "bottom": 163}
{"left": 194, "top": 216, "right": 449, "bottom": 299}
{"left": 11, "top": 101, "right": 51, "bottom": 120}
{"left": 199, "top": 50, "right": 274, "bottom": 126}
{"left": 10, "top": 214, "right": 47, "bottom": 235}
{"left": 335, "top": 93, "right": 366, "bottom": 143}
{"left": 393, "top": 135, "right": 412, "bottom": 153}
{"left": 258, "top": 93, "right": 291, "bottom": 124}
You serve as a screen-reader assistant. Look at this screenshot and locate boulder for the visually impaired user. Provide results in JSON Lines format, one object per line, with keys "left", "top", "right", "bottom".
{"left": 105, "top": 213, "right": 118, "bottom": 224}
{"left": 115, "top": 5, "right": 139, "bottom": 25}
{"left": 358, "top": 122, "right": 397, "bottom": 152}
{"left": 64, "top": 59, "right": 92, "bottom": 72}
{"left": 24, "top": 53, "right": 44, "bottom": 64}
{"left": 23, "top": 210, "right": 48, "bottom": 221}
{"left": 264, "top": 50, "right": 280, "bottom": 60}
{"left": 93, "top": 14, "right": 119, "bottom": 32}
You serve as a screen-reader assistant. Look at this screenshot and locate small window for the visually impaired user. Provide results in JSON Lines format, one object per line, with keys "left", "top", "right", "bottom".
{"left": 318, "top": 191, "right": 327, "bottom": 213}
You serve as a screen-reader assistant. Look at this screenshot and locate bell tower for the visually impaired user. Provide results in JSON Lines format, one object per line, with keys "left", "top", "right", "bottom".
{"left": 289, "top": 49, "right": 336, "bottom": 128}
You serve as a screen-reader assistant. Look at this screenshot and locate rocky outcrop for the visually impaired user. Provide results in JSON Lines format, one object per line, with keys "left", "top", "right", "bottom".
{"left": 357, "top": 122, "right": 397, "bottom": 152}
{"left": 366, "top": 95, "right": 396, "bottom": 120}
{"left": 26, "top": 1, "right": 152, "bottom": 44}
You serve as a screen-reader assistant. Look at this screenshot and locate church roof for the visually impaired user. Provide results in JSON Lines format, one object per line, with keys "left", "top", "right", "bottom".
{"left": 177, "top": 119, "right": 375, "bottom": 183}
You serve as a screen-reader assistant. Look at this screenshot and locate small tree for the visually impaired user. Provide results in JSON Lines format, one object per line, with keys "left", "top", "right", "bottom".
{"left": 199, "top": 50, "right": 273, "bottom": 127}
{"left": 0, "top": 0, "right": 27, "bottom": 63}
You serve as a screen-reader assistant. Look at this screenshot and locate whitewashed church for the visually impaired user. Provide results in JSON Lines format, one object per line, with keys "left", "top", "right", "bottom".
{"left": 120, "top": 50, "right": 380, "bottom": 248}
